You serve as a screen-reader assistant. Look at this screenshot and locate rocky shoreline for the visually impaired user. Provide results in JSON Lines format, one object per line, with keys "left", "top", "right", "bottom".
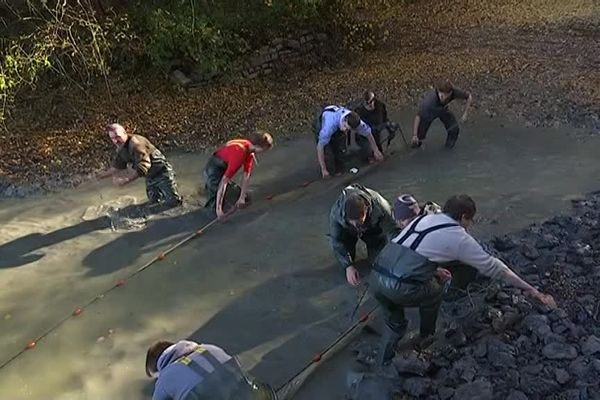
{"left": 347, "top": 192, "right": 600, "bottom": 399}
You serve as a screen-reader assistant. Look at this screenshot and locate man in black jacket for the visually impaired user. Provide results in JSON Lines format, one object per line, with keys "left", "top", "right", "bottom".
{"left": 329, "top": 184, "right": 396, "bottom": 286}
{"left": 354, "top": 90, "right": 400, "bottom": 160}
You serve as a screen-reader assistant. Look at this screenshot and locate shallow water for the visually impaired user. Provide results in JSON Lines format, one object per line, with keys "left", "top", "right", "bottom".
{"left": 0, "top": 111, "right": 599, "bottom": 399}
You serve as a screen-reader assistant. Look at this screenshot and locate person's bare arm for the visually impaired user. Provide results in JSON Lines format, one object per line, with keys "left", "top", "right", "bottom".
{"left": 412, "top": 115, "right": 421, "bottom": 142}
{"left": 316, "top": 144, "right": 329, "bottom": 178}
{"left": 237, "top": 172, "right": 251, "bottom": 207}
{"left": 215, "top": 176, "right": 230, "bottom": 218}
{"left": 461, "top": 93, "right": 473, "bottom": 122}
{"left": 366, "top": 133, "right": 384, "bottom": 161}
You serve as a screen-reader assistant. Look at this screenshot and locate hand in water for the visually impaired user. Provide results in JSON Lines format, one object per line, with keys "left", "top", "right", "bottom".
{"left": 216, "top": 208, "right": 226, "bottom": 220}
{"left": 322, "top": 169, "right": 331, "bottom": 179}
{"left": 112, "top": 176, "right": 129, "bottom": 186}
{"left": 235, "top": 198, "right": 248, "bottom": 209}
{"left": 373, "top": 150, "right": 384, "bottom": 162}
{"left": 346, "top": 266, "right": 360, "bottom": 286}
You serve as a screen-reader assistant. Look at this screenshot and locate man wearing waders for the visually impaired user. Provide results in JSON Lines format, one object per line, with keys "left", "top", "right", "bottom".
{"left": 411, "top": 80, "right": 473, "bottom": 149}
{"left": 98, "top": 123, "right": 182, "bottom": 206}
{"left": 393, "top": 194, "right": 477, "bottom": 295}
{"left": 370, "top": 194, "right": 556, "bottom": 365}
{"left": 313, "top": 105, "right": 383, "bottom": 179}
{"left": 354, "top": 90, "right": 401, "bottom": 157}
{"left": 146, "top": 340, "right": 277, "bottom": 400}
{"left": 329, "top": 184, "right": 396, "bottom": 286}
{"left": 203, "top": 132, "right": 273, "bottom": 219}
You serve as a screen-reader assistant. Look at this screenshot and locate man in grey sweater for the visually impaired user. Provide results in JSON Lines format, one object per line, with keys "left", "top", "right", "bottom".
{"left": 370, "top": 194, "right": 556, "bottom": 365}
{"left": 329, "top": 184, "right": 396, "bottom": 286}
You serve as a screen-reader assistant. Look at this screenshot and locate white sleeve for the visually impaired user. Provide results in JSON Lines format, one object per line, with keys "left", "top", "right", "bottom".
{"left": 455, "top": 234, "right": 510, "bottom": 279}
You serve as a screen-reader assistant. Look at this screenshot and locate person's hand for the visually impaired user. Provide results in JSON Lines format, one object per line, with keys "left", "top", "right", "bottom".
{"left": 346, "top": 266, "right": 360, "bottom": 286}
{"left": 112, "top": 176, "right": 129, "bottom": 186}
{"left": 216, "top": 207, "right": 226, "bottom": 220}
{"left": 235, "top": 197, "right": 248, "bottom": 209}
{"left": 527, "top": 289, "right": 557, "bottom": 308}
{"left": 460, "top": 113, "right": 468, "bottom": 123}
{"left": 322, "top": 169, "right": 331, "bottom": 179}
{"left": 435, "top": 267, "right": 452, "bottom": 282}
{"left": 411, "top": 135, "right": 420, "bottom": 146}
{"left": 373, "top": 149, "right": 384, "bottom": 162}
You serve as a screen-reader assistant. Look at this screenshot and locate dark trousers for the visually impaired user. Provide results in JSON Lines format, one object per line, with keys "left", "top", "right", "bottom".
{"left": 203, "top": 156, "right": 241, "bottom": 209}
{"left": 417, "top": 110, "right": 460, "bottom": 147}
{"left": 145, "top": 163, "right": 182, "bottom": 206}
{"left": 372, "top": 276, "right": 444, "bottom": 337}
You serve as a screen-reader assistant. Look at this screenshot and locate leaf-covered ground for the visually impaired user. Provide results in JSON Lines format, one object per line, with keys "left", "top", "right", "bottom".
{"left": 1, "top": 0, "right": 598, "bottom": 196}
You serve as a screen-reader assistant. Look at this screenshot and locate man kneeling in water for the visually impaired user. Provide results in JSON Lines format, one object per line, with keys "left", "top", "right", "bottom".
{"left": 146, "top": 339, "right": 277, "bottom": 400}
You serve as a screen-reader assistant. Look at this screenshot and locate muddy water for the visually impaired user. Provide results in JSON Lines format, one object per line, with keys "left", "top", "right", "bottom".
{"left": 0, "top": 113, "right": 598, "bottom": 400}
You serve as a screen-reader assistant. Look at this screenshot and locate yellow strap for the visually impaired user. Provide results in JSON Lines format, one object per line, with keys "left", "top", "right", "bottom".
{"left": 177, "top": 346, "right": 207, "bottom": 365}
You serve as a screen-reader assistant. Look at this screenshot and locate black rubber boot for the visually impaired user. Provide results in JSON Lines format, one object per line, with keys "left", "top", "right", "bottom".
{"left": 377, "top": 323, "right": 405, "bottom": 366}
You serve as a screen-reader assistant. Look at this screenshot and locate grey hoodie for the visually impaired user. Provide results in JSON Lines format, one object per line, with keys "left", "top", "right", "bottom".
{"left": 329, "top": 184, "right": 395, "bottom": 270}
{"left": 152, "top": 340, "right": 232, "bottom": 400}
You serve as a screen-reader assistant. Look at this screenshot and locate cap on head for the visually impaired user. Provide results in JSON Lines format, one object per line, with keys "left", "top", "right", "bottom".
{"left": 145, "top": 341, "right": 174, "bottom": 377}
{"left": 394, "top": 194, "right": 419, "bottom": 221}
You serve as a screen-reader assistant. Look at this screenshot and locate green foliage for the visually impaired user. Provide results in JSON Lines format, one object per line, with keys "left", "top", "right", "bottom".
{"left": 0, "top": 0, "right": 394, "bottom": 122}
{"left": 321, "top": 0, "right": 394, "bottom": 53}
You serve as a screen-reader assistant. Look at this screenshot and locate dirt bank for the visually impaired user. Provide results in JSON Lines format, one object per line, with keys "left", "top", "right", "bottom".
{"left": 1, "top": 0, "right": 598, "bottom": 197}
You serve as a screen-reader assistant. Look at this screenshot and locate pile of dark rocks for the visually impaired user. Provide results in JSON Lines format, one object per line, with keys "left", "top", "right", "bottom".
{"left": 348, "top": 193, "right": 600, "bottom": 400}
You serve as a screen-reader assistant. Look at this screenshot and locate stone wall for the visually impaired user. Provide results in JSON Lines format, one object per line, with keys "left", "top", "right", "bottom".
{"left": 240, "top": 31, "right": 330, "bottom": 79}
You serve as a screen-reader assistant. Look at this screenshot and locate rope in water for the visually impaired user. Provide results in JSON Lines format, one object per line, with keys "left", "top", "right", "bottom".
{"left": 0, "top": 148, "right": 398, "bottom": 371}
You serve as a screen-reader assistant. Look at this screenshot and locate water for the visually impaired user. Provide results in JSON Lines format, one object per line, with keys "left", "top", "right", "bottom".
{"left": 0, "top": 112, "right": 599, "bottom": 399}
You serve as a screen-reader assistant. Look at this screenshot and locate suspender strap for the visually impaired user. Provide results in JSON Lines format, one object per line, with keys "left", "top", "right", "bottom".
{"left": 396, "top": 215, "right": 458, "bottom": 250}
{"left": 396, "top": 215, "right": 426, "bottom": 244}
{"left": 409, "top": 223, "right": 458, "bottom": 250}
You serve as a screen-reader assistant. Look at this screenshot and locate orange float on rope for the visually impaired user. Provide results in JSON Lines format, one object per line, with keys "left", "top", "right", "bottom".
{"left": 266, "top": 195, "right": 274, "bottom": 200}
{"left": 157, "top": 253, "right": 166, "bottom": 260}
{"left": 196, "top": 229, "right": 204, "bottom": 236}
{"left": 312, "top": 353, "right": 322, "bottom": 363}
{"left": 302, "top": 181, "right": 311, "bottom": 187}
{"left": 26, "top": 341, "right": 36, "bottom": 350}
{"left": 359, "top": 314, "right": 369, "bottom": 323}
{"left": 73, "top": 308, "right": 83, "bottom": 316}
{"left": 116, "top": 280, "right": 125, "bottom": 287}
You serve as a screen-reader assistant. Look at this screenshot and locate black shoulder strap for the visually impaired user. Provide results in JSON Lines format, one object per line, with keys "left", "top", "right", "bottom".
{"left": 396, "top": 215, "right": 427, "bottom": 244}
{"left": 409, "top": 223, "right": 458, "bottom": 250}
{"left": 397, "top": 215, "right": 458, "bottom": 250}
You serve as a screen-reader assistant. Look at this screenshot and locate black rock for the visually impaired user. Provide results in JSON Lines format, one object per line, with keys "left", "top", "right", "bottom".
{"left": 542, "top": 342, "right": 578, "bottom": 360}
{"left": 454, "top": 380, "right": 493, "bottom": 400}
{"left": 506, "top": 390, "right": 528, "bottom": 400}
{"left": 393, "top": 352, "right": 431, "bottom": 377}
{"left": 521, "top": 314, "right": 552, "bottom": 337}
{"left": 438, "top": 386, "right": 455, "bottom": 400}
{"left": 582, "top": 335, "right": 600, "bottom": 356}
{"left": 555, "top": 368, "right": 571, "bottom": 384}
{"left": 520, "top": 375, "right": 560, "bottom": 396}
{"left": 569, "top": 357, "right": 595, "bottom": 381}
{"left": 521, "top": 243, "right": 541, "bottom": 260}
{"left": 402, "top": 377, "right": 436, "bottom": 398}
{"left": 492, "top": 235, "right": 517, "bottom": 251}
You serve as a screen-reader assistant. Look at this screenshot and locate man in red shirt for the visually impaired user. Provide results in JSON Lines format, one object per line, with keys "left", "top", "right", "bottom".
{"left": 203, "top": 132, "right": 274, "bottom": 218}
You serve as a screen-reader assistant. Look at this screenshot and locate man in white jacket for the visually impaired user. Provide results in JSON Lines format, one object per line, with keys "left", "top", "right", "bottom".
{"left": 370, "top": 194, "right": 556, "bottom": 365}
